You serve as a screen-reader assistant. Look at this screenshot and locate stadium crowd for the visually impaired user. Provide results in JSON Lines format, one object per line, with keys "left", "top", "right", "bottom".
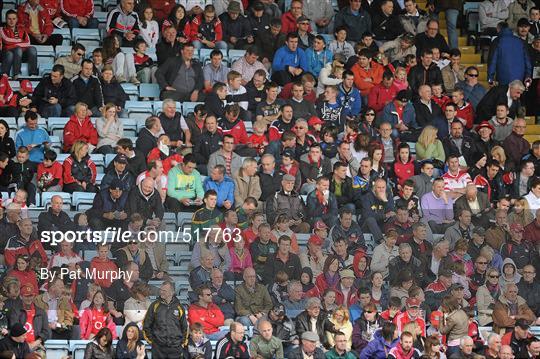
{"left": 0, "top": 0, "right": 538, "bottom": 357}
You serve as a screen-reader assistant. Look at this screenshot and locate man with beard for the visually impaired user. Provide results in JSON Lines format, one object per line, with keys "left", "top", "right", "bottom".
{"left": 388, "top": 331, "right": 422, "bottom": 358}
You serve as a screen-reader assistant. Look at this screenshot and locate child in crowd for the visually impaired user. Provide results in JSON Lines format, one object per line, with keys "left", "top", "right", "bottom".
{"left": 431, "top": 83, "right": 450, "bottom": 110}
{"left": 80, "top": 290, "right": 117, "bottom": 340}
{"left": 247, "top": 121, "right": 268, "bottom": 156}
{"left": 380, "top": 296, "right": 403, "bottom": 322}
{"left": 328, "top": 26, "right": 355, "bottom": 61}
{"left": 320, "top": 125, "right": 339, "bottom": 159}
{"left": 92, "top": 48, "right": 104, "bottom": 75}
{"left": 393, "top": 67, "right": 409, "bottom": 91}
{"left": 12, "top": 147, "right": 37, "bottom": 206}
{"left": 186, "top": 322, "right": 213, "bottom": 359}
{"left": 271, "top": 214, "right": 299, "bottom": 254}
{"left": 37, "top": 150, "right": 63, "bottom": 193}
{"left": 404, "top": 54, "right": 416, "bottom": 74}
{"left": 308, "top": 116, "right": 324, "bottom": 142}
{"left": 268, "top": 270, "right": 290, "bottom": 305}
{"left": 133, "top": 39, "right": 157, "bottom": 84}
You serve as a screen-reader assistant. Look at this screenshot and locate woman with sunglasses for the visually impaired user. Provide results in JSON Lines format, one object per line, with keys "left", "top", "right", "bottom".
{"left": 351, "top": 302, "right": 385, "bottom": 356}
{"left": 358, "top": 108, "right": 378, "bottom": 139}
{"left": 476, "top": 267, "right": 501, "bottom": 326}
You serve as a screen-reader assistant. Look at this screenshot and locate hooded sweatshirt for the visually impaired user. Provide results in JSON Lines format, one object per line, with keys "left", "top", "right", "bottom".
{"left": 115, "top": 322, "right": 144, "bottom": 359}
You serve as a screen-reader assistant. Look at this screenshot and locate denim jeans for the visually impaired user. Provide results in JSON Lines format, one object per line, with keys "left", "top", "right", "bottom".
{"left": 1, "top": 46, "right": 38, "bottom": 76}
{"left": 66, "top": 16, "right": 99, "bottom": 29}
{"left": 445, "top": 9, "right": 459, "bottom": 50}
{"left": 192, "top": 40, "right": 228, "bottom": 51}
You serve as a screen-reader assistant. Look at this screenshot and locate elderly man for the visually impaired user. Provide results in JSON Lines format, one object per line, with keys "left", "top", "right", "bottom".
{"left": 485, "top": 333, "right": 502, "bottom": 359}
{"left": 499, "top": 345, "right": 514, "bottom": 359}
{"left": 258, "top": 154, "right": 286, "bottom": 202}
{"left": 5, "top": 218, "right": 47, "bottom": 268}
{"left": 477, "top": 80, "right": 525, "bottom": 123}
{"left": 234, "top": 267, "right": 273, "bottom": 327}
{"left": 388, "top": 243, "right": 425, "bottom": 287}
{"left": 282, "top": 280, "right": 307, "bottom": 319}
{"left": 334, "top": 0, "right": 372, "bottom": 44}
{"left": 37, "top": 195, "right": 75, "bottom": 236}
{"left": 454, "top": 183, "right": 491, "bottom": 228}
{"left": 266, "top": 174, "right": 310, "bottom": 233}
{"left": 517, "top": 264, "right": 540, "bottom": 316}
{"left": 421, "top": 178, "right": 455, "bottom": 234}
{"left": 503, "top": 118, "right": 531, "bottom": 169}
{"left": 189, "top": 252, "right": 214, "bottom": 290}
{"left": 295, "top": 297, "right": 337, "bottom": 348}
{"left": 493, "top": 283, "right": 536, "bottom": 333}
{"left": 361, "top": 178, "right": 396, "bottom": 242}
{"left": 289, "top": 331, "right": 325, "bottom": 359}
{"left": 209, "top": 268, "right": 235, "bottom": 320}
{"left": 448, "top": 336, "right": 475, "bottom": 359}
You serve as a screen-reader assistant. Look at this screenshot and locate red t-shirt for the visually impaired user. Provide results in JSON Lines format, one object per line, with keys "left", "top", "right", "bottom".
{"left": 24, "top": 306, "right": 36, "bottom": 343}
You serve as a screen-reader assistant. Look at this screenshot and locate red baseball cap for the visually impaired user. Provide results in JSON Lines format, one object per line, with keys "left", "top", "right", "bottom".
{"left": 308, "top": 116, "right": 324, "bottom": 127}
{"left": 20, "top": 80, "right": 33, "bottom": 93}
{"left": 308, "top": 234, "right": 323, "bottom": 246}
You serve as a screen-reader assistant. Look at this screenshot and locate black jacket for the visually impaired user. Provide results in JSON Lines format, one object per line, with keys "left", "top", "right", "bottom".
{"left": 0, "top": 134, "right": 15, "bottom": 158}
{"left": 116, "top": 322, "right": 144, "bottom": 359}
{"left": 517, "top": 279, "right": 540, "bottom": 316}
{"left": 204, "top": 92, "right": 226, "bottom": 119}
{"left": 441, "top": 134, "right": 476, "bottom": 166}
{"left": 135, "top": 128, "right": 158, "bottom": 156}
{"left": 11, "top": 160, "right": 37, "bottom": 186}
{"left": 0, "top": 336, "right": 31, "bottom": 359}
{"left": 156, "top": 41, "right": 182, "bottom": 66}
{"left": 329, "top": 175, "right": 359, "bottom": 209}
{"left": 37, "top": 208, "right": 76, "bottom": 236}
{"left": 412, "top": 99, "right": 443, "bottom": 127}
{"left": 258, "top": 170, "right": 283, "bottom": 202}
{"left": 408, "top": 63, "right": 444, "bottom": 93}
{"left": 159, "top": 112, "right": 185, "bottom": 144}
{"left": 247, "top": 12, "right": 271, "bottom": 38}
{"left": 414, "top": 32, "right": 450, "bottom": 57}
{"left": 125, "top": 184, "right": 164, "bottom": 223}
{"left": 476, "top": 85, "right": 521, "bottom": 124}
{"left": 101, "top": 169, "right": 134, "bottom": 191}
{"left": 219, "top": 12, "right": 252, "bottom": 42}
{"left": 8, "top": 305, "right": 51, "bottom": 342}
{"left": 255, "top": 28, "right": 286, "bottom": 61}
{"left": 214, "top": 333, "right": 250, "bottom": 359}
{"left": 372, "top": 12, "right": 403, "bottom": 41}
{"left": 155, "top": 56, "right": 204, "bottom": 92}
{"left": 143, "top": 296, "right": 188, "bottom": 349}
{"left": 192, "top": 131, "right": 222, "bottom": 165}
{"left": 294, "top": 311, "right": 338, "bottom": 349}
{"left": 101, "top": 80, "right": 129, "bottom": 109}
{"left": 33, "top": 75, "right": 77, "bottom": 111}
{"left": 263, "top": 252, "right": 302, "bottom": 284}
{"left": 71, "top": 74, "right": 104, "bottom": 110}
{"left": 288, "top": 347, "right": 325, "bottom": 359}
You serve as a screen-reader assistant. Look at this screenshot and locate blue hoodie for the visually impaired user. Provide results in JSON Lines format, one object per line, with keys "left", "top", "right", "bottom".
{"left": 15, "top": 126, "right": 50, "bottom": 163}
{"left": 203, "top": 176, "right": 235, "bottom": 207}
{"left": 488, "top": 28, "right": 532, "bottom": 85}
{"left": 338, "top": 83, "right": 362, "bottom": 118}
{"left": 272, "top": 45, "right": 308, "bottom": 72}
{"left": 359, "top": 329, "right": 399, "bottom": 359}
{"left": 305, "top": 48, "right": 333, "bottom": 77}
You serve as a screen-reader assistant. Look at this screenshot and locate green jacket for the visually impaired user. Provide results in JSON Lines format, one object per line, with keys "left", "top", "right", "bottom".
{"left": 325, "top": 348, "right": 357, "bottom": 359}
{"left": 249, "top": 335, "right": 284, "bottom": 359}
{"left": 167, "top": 166, "right": 204, "bottom": 201}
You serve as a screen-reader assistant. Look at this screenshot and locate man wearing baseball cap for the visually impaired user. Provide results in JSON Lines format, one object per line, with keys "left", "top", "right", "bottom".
{"left": 9, "top": 283, "right": 50, "bottom": 350}
{"left": 335, "top": 269, "right": 356, "bottom": 307}
{"left": 501, "top": 318, "right": 534, "bottom": 357}
{"left": 394, "top": 297, "right": 426, "bottom": 336}
{"left": 0, "top": 322, "right": 31, "bottom": 358}
{"left": 500, "top": 223, "right": 532, "bottom": 270}
{"left": 100, "top": 153, "right": 135, "bottom": 191}
{"left": 87, "top": 178, "right": 129, "bottom": 230}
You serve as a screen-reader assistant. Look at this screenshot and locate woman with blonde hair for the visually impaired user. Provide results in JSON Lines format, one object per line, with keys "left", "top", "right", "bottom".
{"left": 416, "top": 126, "right": 445, "bottom": 170}
{"left": 62, "top": 140, "right": 98, "bottom": 193}
{"left": 491, "top": 146, "right": 511, "bottom": 172}
{"left": 327, "top": 306, "right": 353, "bottom": 350}
{"left": 317, "top": 55, "right": 345, "bottom": 95}
{"left": 95, "top": 103, "right": 124, "bottom": 154}
{"left": 508, "top": 197, "right": 534, "bottom": 227}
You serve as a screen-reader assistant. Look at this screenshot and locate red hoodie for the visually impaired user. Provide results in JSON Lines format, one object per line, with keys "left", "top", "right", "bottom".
{"left": 60, "top": 0, "right": 94, "bottom": 18}
{"left": 392, "top": 158, "right": 415, "bottom": 188}
{"left": 187, "top": 302, "right": 225, "bottom": 334}
{"left": 63, "top": 115, "right": 98, "bottom": 152}
{"left": 456, "top": 101, "right": 475, "bottom": 129}
{"left": 147, "top": 148, "right": 183, "bottom": 175}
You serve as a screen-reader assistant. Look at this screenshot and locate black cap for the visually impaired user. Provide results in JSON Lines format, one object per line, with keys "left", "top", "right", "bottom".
{"left": 114, "top": 154, "right": 128, "bottom": 164}
{"left": 473, "top": 227, "right": 486, "bottom": 236}
{"left": 10, "top": 323, "right": 27, "bottom": 337}
{"left": 516, "top": 318, "right": 530, "bottom": 330}
{"left": 297, "top": 15, "right": 310, "bottom": 24}
{"left": 109, "top": 179, "right": 123, "bottom": 190}
{"left": 272, "top": 304, "right": 285, "bottom": 316}
{"left": 450, "top": 283, "right": 464, "bottom": 291}
{"left": 282, "top": 149, "right": 295, "bottom": 159}
{"left": 438, "top": 269, "right": 453, "bottom": 278}
{"left": 402, "top": 33, "right": 415, "bottom": 43}
{"left": 396, "top": 89, "right": 412, "bottom": 103}
{"left": 517, "top": 18, "right": 531, "bottom": 27}
{"left": 252, "top": 1, "right": 264, "bottom": 11}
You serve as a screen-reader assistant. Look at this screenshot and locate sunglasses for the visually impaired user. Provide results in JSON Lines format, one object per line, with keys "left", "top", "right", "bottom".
{"left": 489, "top": 275, "right": 500, "bottom": 278}
{"left": 467, "top": 73, "right": 479, "bottom": 77}
{"left": 476, "top": 261, "right": 488, "bottom": 264}
{"left": 365, "top": 113, "right": 375, "bottom": 116}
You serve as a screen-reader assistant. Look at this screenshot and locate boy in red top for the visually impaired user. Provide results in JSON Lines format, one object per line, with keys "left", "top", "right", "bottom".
{"left": 394, "top": 297, "right": 426, "bottom": 336}
{"left": 62, "top": 102, "right": 98, "bottom": 152}
{"left": 188, "top": 4, "right": 227, "bottom": 51}
{"left": 89, "top": 244, "right": 118, "bottom": 288}
{"left": 8, "top": 79, "right": 33, "bottom": 116}
{"left": 187, "top": 284, "right": 225, "bottom": 340}
{"left": 351, "top": 48, "right": 384, "bottom": 97}
{"left": 17, "top": 0, "right": 63, "bottom": 46}
{"left": 217, "top": 104, "right": 248, "bottom": 145}
{"left": 247, "top": 121, "right": 268, "bottom": 156}
{"left": 431, "top": 83, "right": 450, "bottom": 111}
{"left": 37, "top": 150, "right": 63, "bottom": 192}
{"left": 60, "top": 0, "right": 98, "bottom": 28}
{"left": 451, "top": 88, "right": 475, "bottom": 129}
{"left": 0, "top": 10, "right": 38, "bottom": 78}
{"left": 147, "top": 134, "right": 183, "bottom": 175}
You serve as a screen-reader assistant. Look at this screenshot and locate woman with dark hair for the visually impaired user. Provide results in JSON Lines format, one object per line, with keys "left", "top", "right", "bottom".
{"left": 352, "top": 250, "right": 371, "bottom": 288}
{"left": 116, "top": 322, "right": 146, "bottom": 359}
{"left": 83, "top": 327, "right": 114, "bottom": 359}
{"left": 359, "top": 321, "right": 399, "bottom": 359}
{"left": 351, "top": 302, "right": 386, "bottom": 355}
{"left": 138, "top": 6, "right": 159, "bottom": 48}
{"left": 358, "top": 108, "right": 378, "bottom": 139}
{"left": 102, "top": 35, "right": 139, "bottom": 84}
{"left": 315, "top": 255, "right": 341, "bottom": 293}
{"left": 5, "top": 255, "right": 38, "bottom": 295}
{"left": 0, "top": 119, "right": 15, "bottom": 158}
{"left": 351, "top": 133, "right": 370, "bottom": 163}
{"left": 389, "top": 270, "right": 415, "bottom": 307}
{"left": 100, "top": 66, "right": 129, "bottom": 118}
{"left": 390, "top": 142, "right": 416, "bottom": 192}
{"left": 162, "top": 4, "right": 190, "bottom": 43}
{"left": 369, "top": 272, "right": 389, "bottom": 310}
{"left": 300, "top": 267, "right": 320, "bottom": 299}
{"left": 422, "top": 335, "right": 446, "bottom": 358}
{"left": 368, "top": 141, "right": 387, "bottom": 179}
{"left": 321, "top": 289, "right": 338, "bottom": 314}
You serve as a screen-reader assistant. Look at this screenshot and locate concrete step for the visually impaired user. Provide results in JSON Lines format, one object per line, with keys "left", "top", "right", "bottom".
{"left": 526, "top": 117, "right": 537, "bottom": 125}
{"left": 459, "top": 46, "right": 476, "bottom": 54}
{"left": 524, "top": 135, "right": 540, "bottom": 144}
{"left": 525, "top": 125, "right": 540, "bottom": 135}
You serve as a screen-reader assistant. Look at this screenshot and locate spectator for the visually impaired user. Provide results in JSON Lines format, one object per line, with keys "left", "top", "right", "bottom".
{"left": 72, "top": 59, "right": 104, "bottom": 116}
{"left": 0, "top": 10, "right": 38, "bottom": 79}
{"left": 361, "top": 178, "right": 396, "bottom": 242}
{"left": 37, "top": 195, "right": 75, "bottom": 236}
{"left": 33, "top": 64, "right": 77, "bottom": 118}
{"left": 351, "top": 49, "right": 384, "bottom": 98}
{"left": 234, "top": 267, "right": 273, "bottom": 327}
{"left": 492, "top": 283, "right": 536, "bottom": 333}
{"left": 62, "top": 140, "right": 97, "bottom": 193}
{"left": 214, "top": 321, "right": 250, "bottom": 359}
{"left": 263, "top": 235, "right": 302, "bottom": 284}
{"left": 359, "top": 321, "right": 399, "bottom": 359}
{"left": 139, "top": 6, "right": 159, "bottom": 48}
{"left": 115, "top": 323, "right": 145, "bottom": 359}
{"left": 306, "top": 176, "right": 338, "bottom": 228}
{"left": 0, "top": 324, "right": 31, "bottom": 359}
{"left": 476, "top": 80, "right": 525, "bottom": 123}
{"left": 257, "top": 84, "right": 286, "bottom": 128}
{"left": 166, "top": 154, "right": 204, "bottom": 212}
{"left": 249, "top": 319, "right": 284, "bottom": 359}
{"left": 203, "top": 50, "right": 230, "bottom": 92}
{"left": 17, "top": 0, "right": 63, "bottom": 46}
{"left": 233, "top": 157, "right": 261, "bottom": 208}
{"left": 100, "top": 66, "right": 129, "bottom": 116}
{"left": 143, "top": 281, "right": 189, "bottom": 358}
{"left": 156, "top": 42, "right": 204, "bottom": 101}
{"left": 408, "top": 49, "right": 444, "bottom": 94}
{"left": 371, "top": 230, "right": 399, "bottom": 280}
{"left": 271, "top": 32, "right": 307, "bottom": 86}
{"left": 256, "top": 18, "right": 286, "bottom": 69}
{"left": 219, "top": 1, "right": 252, "bottom": 49}
{"left": 14, "top": 112, "right": 50, "bottom": 164}
{"left": 156, "top": 26, "right": 182, "bottom": 66}
{"left": 334, "top": 0, "right": 372, "bottom": 44}
{"left": 55, "top": 43, "right": 86, "bottom": 80}
{"left": 60, "top": 0, "right": 98, "bottom": 28}
{"left": 414, "top": 19, "right": 449, "bottom": 57}
{"left": 95, "top": 103, "right": 124, "bottom": 155}
{"left": 87, "top": 179, "right": 128, "bottom": 230}
{"left": 455, "top": 66, "right": 487, "bottom": 110}
{"left": 372, "top": 0, "right": 403, "bottom": 42}
{"left": 4, "top": 219, "right": 47, "bottom": 268}
{"left": 421, "top": 178, "right": 455, "bottom": 233}
{"left": 188, "top": 284, "right": 225, "bottom": 340}
{"left": 106, "top": 0, "right": 139, "bottom": 47}
{"left": 62, "top": 102, "right": 98, "bottom": 153}
{"left": 503, "top": 118, "right": 531, "bottom": 169}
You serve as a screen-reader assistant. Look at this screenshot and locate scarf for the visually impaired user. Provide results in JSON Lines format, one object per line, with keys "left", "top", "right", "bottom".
{"left": 315, "top": 190, "right": 328, "bottom": 213}
{"left": 487, "top": 283, "right": 500, "bottom": 299}
{"left": 325, "top": 272, "right": 340, "bottom": 289}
